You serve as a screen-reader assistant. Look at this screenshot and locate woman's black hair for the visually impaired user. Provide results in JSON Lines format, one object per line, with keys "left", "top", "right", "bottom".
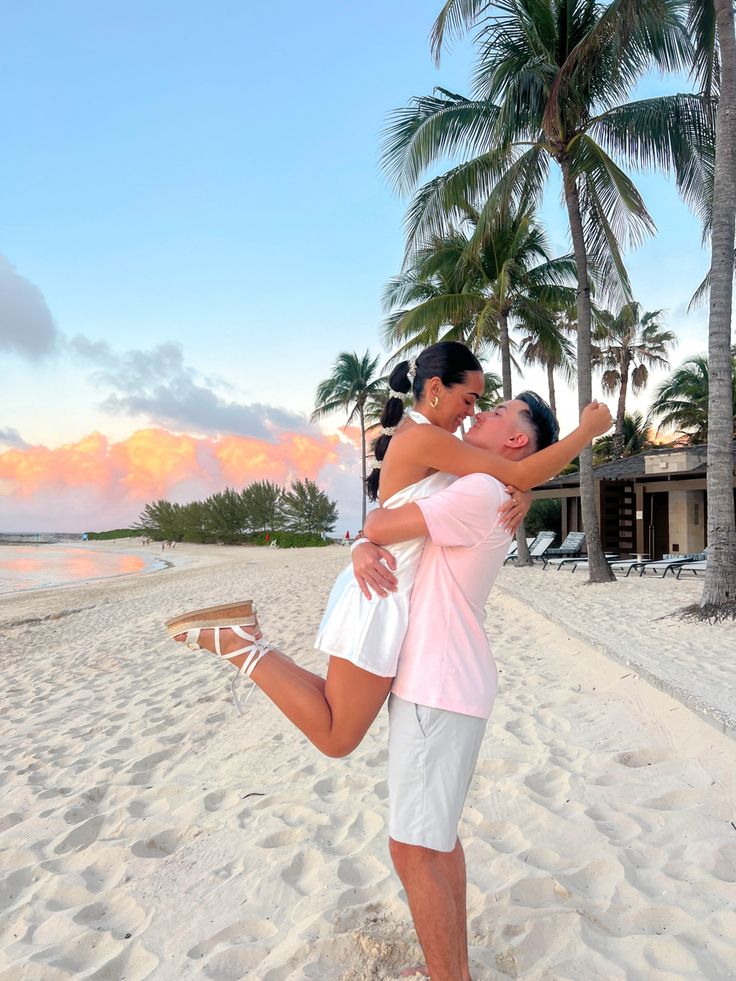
{"left": 515, "top": 391, "right": 560, "bottom": 451}
{"left": 365, "top": 341, "right": 483, "bottom": 501}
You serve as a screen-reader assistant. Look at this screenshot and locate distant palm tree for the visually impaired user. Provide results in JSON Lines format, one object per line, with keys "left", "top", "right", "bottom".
{"left": 593, "top": 411, "right": 652, "bottom": 464}
{"left": 649, "top": 353, "right": 736, "bottom": 444}
{"left": 311, "top": 351, "right": 385, "bottom": 526}
{"left": 593, "top": 303, "right": 676, "bottom": 458}
{"left": 519, "top": 310, "right": 577, "bottom": 417}
{"left": 477, "top": 370, "right": 503, "bottom": 411}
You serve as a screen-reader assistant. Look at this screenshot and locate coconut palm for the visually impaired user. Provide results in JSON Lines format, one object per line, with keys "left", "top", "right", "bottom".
{"left": 383, "top": 0, "right": 715, "bottom": 583}
{"left": 593, "top": 410, "right": 653, "bottom": 463}
{"left": 691, "top": 0, "right": 736, "bottom": 617}
{"left": 593, "top": 303, "right": 676, "bottom": 459}
{"left": 649, "top": 353, "right": 736, "bottom": 444}
{"left": 311, "top": 351, "right": 385, "bottom": 526}
{"left": 383, "top": 206, "right": 577, "bottom": 398}
{"left": 519, "top": 309, "right": 577, "bottom": 417}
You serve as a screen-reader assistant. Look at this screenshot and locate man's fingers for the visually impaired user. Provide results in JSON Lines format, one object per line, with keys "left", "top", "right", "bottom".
{"left": 378, "top": 547, "right": 397, "bottom": 571}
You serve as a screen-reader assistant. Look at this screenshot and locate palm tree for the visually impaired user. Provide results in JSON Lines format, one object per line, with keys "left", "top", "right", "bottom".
{"left": 311, "top": 351, "right": 385, "bottom": 527}
{"left": 649, "top": 353, "right": 736, "bottom": 444}
{"left": 593, "top": 302, "right": 676, "bottom": 458}
{"left": 593, "top": 410, "right": 652, "bottom": 463}
{"left": 694, "top": 0, "right": 736, "bottom": 617}
{"left": 519, "top": 309, "right": 577, "bottom": 417}
{"left": 383, "top": 206, "right": 577, "bottom": 397}
{"left": 383, "top": 0, "right": 714, "bottom": 583}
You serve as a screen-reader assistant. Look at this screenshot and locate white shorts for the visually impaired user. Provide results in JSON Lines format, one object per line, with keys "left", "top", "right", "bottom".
{"left": 387, "top": 694, "right": 487, "bottom": 853}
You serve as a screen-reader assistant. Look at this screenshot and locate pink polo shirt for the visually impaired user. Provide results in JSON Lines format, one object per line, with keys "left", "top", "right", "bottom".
{"left": 391, "top": 473, "right": 511, "bottom": 719}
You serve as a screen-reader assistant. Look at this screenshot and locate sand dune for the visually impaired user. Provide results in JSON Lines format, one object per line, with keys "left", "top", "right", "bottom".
{"left": 0, "top": 543, "right": 734, "bottom": 979}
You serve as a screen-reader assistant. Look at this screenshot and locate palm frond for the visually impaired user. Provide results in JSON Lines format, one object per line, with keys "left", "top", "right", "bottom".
{"left": 381, "top": 92, "right": 501, "bottom": 195}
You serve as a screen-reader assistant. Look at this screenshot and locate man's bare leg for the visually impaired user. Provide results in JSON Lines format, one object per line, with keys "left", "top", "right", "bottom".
{"left": 390, "top": 837, "right": 472, "bottom": 981}
{"left": 174, "top": 626, "right": 390, "bottom": 758}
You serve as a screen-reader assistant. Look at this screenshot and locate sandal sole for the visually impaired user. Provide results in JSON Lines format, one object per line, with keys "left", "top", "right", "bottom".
{"left": 165, "top": 600, "right": 255, "bottom": 636}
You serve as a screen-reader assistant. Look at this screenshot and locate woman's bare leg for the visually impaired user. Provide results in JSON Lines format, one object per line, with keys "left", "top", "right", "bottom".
{"left": 175, "top": 627, "right": 390, "bottom": 757}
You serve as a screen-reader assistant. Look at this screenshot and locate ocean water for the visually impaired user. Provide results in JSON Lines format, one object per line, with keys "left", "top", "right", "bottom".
{"left": 0, "top": 545, "right": 167, "bottom": 594}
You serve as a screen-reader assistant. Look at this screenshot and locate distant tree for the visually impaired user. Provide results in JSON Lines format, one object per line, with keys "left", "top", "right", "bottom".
{"left": 525, "top": 498, "right": 562, "bottom": 542}
{"left": 136, "top": 500, "right": 183, "bottom": 541}
{"left": 202, "top": 488, "right": 248, "bottom": 544}
{"left": 476, "top": 371, "right": 503, "bottom": 411}
{"left": 179, "top": 500, "right": 213, "bottom": 543}
{"left": 593, "top": 303, "right": 675, "bottom": 458}
{"left": 241, "top": 480, "right": 284, "bottom": 534}
{"left": 520, "top": 309, "right": 577, "bottom": 417}
{"left": 648, "top": 354, "right": 736, "bottom": 444}
{"left": 593, "top": 411, "right": 652, "bottom": 463}
{"left": 281, "top": 478, "right": 338, "bottom": 536}
{"left": 311, "top": 351, "right": 385, "bottom": 527}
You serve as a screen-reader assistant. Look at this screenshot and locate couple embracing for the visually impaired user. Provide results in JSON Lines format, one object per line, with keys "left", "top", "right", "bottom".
{"left": 168, "top": 341, "right": 612, "bottom": 980}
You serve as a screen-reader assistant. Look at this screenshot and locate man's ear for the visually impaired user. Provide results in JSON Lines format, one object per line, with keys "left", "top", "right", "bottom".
{"left": 505, "top": 432, "right": 530, "bottom": 450}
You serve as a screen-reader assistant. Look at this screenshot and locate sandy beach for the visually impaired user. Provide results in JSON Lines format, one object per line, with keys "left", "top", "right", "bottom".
{"left": 1, "top": 542, "right": 734, "bottom": 980}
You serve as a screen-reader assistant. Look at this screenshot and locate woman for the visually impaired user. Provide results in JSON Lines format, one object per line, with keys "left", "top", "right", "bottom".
{"left": 169, "top": 341, "right": 610, "bottom": 756}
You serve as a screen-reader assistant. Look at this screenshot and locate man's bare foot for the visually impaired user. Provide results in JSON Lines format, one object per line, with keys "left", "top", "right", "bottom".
{"left": 173, "top": 620, "right": 263, "bottom": 672}
{"left": 399, "top": 966, "right": 429, "bottom": 978}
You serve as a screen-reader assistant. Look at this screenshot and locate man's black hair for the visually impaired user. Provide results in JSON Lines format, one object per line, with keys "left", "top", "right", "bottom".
{"left": 515, "top": 391, "right": 559, "bottom": 451}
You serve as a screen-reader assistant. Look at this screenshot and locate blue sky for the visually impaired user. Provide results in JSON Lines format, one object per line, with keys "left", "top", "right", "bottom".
{"left": 0, "top": 2, "right": 713, "bottom": 532}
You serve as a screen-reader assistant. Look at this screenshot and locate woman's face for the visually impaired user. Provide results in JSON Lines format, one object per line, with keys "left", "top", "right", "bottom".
{"left": 421, "top": 370, "right": 485, "bottom": 432}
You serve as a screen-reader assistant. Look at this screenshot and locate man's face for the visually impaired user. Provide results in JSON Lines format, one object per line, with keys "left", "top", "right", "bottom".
{"left": 464, "top": 400, "right": 533, "bottom": 456}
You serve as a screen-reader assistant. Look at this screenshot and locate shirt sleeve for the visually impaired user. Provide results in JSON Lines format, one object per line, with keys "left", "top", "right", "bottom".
{"left": 416, "top": 474, "right": 508, "bottom": 547}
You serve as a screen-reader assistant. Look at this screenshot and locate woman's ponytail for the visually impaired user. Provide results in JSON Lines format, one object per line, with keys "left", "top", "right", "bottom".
{"left": 364, "top": 359, "right": 416, "bottom": 502}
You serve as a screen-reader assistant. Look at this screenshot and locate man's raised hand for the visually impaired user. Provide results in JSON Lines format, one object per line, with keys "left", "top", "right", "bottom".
{"left": 580, "top": 401, "right": 613, "bottom": 439}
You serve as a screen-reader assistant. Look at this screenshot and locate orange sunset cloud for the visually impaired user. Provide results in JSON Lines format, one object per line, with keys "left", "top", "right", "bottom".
{"left": 0, "top": 427, "right": 346, "bottom": 532}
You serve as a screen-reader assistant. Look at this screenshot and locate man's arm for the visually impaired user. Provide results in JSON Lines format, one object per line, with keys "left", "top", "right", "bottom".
{"left": 363, "top": 502, "right": 427, "bottom": 546}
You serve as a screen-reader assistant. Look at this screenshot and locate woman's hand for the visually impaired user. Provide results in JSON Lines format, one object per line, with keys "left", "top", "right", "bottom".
{"left": 352, "top": 541, "right": 398, "bottom": 600}
{"left": 499, "top": 487, "right": 532, "bottom": 535}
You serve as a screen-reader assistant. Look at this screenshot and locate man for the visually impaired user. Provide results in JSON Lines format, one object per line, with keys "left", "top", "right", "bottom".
{"left": 354, "top": 392, "right": 573, "bottom": 981}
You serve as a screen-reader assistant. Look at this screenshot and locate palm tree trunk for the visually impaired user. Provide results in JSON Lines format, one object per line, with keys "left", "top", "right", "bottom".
{"left": 499, "top": 310, "right": 513, "bottom": 399}
{"left": 613, "top": 360, "right": 629, "bottom": 459}
{"left": 700, "top": 0, "right": 736, "bottom": 617}
{"left": 500, "top": 310, "right": 532, "bottom": 566}
{"left": 560, "top": 156, "right": 614, "bottom": 582}
{"left": 359, "top": 404, "right": 367, "bottom": 529}
{"left": 546, "top": 361, "right": 557, "bottom": 416}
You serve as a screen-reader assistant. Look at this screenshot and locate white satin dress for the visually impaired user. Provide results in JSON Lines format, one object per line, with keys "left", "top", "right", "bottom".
{"left": 314, "top": 412, "right": 455, "bottom": 677}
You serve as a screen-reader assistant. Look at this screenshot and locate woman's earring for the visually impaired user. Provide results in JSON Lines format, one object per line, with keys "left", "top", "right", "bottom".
{"left": 430, "top": 395, "right": 439, "bottom": 409}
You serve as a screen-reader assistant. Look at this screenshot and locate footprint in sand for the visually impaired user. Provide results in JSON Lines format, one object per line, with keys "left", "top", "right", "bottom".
{"left": 54, "top": 815, "right": 105, "bottom": 855}
{"left": 256, "top": 827, "right": 307, "bottom": 849}
{"left": 0, "top": 812, "right": 23, "bottom": 833}
{"left": 280, "top": 848, "right": 328, "bottom": 895}
{"left": 130, "top": 828, "right": 183, "bottom": 858}
{"left": 337, "top": 854, "right": 388, "bottom": 888}
{"left": 187, "top": 917, "right": 277, "bottom": 959}
{"left": 639, "top": 788, "right": 704, "bottom": 811}
{"left": 615, "top": 748, "right": 680, "bottom": 768}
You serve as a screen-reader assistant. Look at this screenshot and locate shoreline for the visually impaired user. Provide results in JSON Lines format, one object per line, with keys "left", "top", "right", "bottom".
{"left": 0, "top": 540, "right": 173, "bottom": 597}
{"left": 1, "top": 545, "right": 734, "bottom": 979}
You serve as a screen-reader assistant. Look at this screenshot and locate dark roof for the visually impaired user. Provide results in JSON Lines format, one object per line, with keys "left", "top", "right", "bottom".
{"left": 536, "top": 442, "right": 730, "bottom": 489}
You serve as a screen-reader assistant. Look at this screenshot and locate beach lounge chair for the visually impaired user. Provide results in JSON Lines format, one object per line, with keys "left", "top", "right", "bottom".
{"left": 548, "top": 552, "right": 618, "bottom": 572}
{"left": 608, "top": 558, "right": 647, "bottom": 576}
{"left": 675, "top": 559, "right": 708, "bottom": 579}
{"left": 503, "top": 540, "right": 518, "bottom": 564}
{"left": 637, "top": 553, "right": 706, "bottom": 578}
{"left": 502, "top": 537, "right": 535, "bottom": 565}
{"left": 528, "top": 531, "right": 556, "bottom": 564}
{"left": 541, "top": 532, "right": 586, "bottom": 569}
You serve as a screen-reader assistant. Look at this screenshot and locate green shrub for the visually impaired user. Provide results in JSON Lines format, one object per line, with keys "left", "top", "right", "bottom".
{"left": 86, "top": 528, "right": 140, "bottom": 540}
{"left": 525, "top": 499, "right": 562, "bottom": 540}
{"left": 265, "top": 531, "right": 329, "bottom": 549}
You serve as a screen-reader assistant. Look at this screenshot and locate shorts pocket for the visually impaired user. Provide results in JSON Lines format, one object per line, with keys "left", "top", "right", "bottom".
{"left": 414, "top": 703, "right": 432, "bottom": 738}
